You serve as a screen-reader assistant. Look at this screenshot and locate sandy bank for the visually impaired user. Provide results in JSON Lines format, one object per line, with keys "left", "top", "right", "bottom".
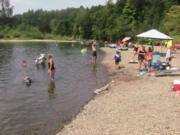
{"left": 57, "top": 46, "right": 180, "bottom": 135}
{"left": 0, "top": 39, "right": 80, "bottom": 43}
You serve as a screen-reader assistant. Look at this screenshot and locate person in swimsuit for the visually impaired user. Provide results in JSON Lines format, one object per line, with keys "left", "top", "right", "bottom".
{"left": 92, "top": 40, "right": 97, "bottom": 64}
{"left": 23, "top": 60, "right": 27, "bottom": 67}
{"left": 132, "top": 43, "right": 138, "bottom": 62}
{"left": 114, "top": 51, "right": 121, "bottom": 69}
{"left": 138, "top": 46, "right": 147, "bottom": 71}
{"left": 24, "top": 76, "right": 32, "bottom": 85}
{"left": 48, "top": 54, "right": 55, "bottom": 81}
{"left": 146, "top": 47, "right": 154, "bottom": 72}
{"left": 165, "top": 46, "right": 173, "bottom": 65}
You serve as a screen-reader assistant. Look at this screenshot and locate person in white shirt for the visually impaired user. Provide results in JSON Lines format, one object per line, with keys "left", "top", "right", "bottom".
{"left": 166, "top": 46, "right": 173, "bottom": 65}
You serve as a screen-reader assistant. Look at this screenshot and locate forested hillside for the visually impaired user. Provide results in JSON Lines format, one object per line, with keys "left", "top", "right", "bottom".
{"left": 164, "top": 5, "right": 180, "bottom": 42}
{"left": 0, "top": 0, "right": 179, "bottom": 42}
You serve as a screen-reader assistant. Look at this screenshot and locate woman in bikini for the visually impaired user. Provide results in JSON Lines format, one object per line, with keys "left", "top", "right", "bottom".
{"left": 138, "top": 46, "right": 147, "bottom": 71}
{"left": 132, "top": 43, "right": 139, "bottom": 62}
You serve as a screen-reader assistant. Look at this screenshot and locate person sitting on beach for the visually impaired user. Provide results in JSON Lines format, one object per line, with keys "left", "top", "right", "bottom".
{"left": 92, "top": 40, "right": 97, "bottom": 64}
{"left": 146, "top": 47, "right": 154, "bottom": 72}
{"left": 166, "top": 46, "right": 173, "bottom": 65}
{"left": 114, "top": 51, "right": 121, "bottom": 69}
{"left": 138, "top": 45, "right": 147, "bottom": 71}
{"left": 23, "top": 60, "right": 27, "bottom": 67}
{"left": 132, "top": 43, "right": 138, "bottom": 62}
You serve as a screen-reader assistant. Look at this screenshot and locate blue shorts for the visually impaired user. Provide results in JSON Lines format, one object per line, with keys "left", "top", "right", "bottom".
{"left": 148, "top": 61, "right": 152, "bottom": 68}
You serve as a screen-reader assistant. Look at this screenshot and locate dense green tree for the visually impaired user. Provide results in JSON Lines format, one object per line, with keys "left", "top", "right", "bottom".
{"left": 0, "top": 0, "right": 13, "bottom": 17}
{"left": 0, "top": 0, "right": 179, "bottom": 41}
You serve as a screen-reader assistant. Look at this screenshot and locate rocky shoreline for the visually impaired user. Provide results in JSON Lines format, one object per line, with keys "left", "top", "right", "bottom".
{"left": 57, "top": 47, "right": 180, "bottom": 135}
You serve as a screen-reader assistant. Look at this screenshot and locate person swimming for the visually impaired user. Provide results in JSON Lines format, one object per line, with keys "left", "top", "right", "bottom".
{"left": 24, "top": 76, "right": 32, "bottom": 85}
{"left": 48, "top": 54, "right": 55, "bottom": 81}
{"left": 23, "top": 60, "right": 27, "bottom": 67}
{"left": 92, "top": 40, "right": 97, "bottom": 64}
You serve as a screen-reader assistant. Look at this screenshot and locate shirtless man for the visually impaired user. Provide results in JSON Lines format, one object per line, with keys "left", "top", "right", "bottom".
{"left": 92, "top": 40, "right": 97, "bottom": 64}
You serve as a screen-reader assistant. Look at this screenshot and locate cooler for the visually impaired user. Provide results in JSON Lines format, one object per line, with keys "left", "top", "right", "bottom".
{"left": 172, "top": 80, "right": 180, "bottom": 91}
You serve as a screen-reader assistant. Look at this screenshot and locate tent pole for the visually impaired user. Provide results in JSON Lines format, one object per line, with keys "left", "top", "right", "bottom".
{"left": 160, "top": 41, "right": 162, "bottom": 53}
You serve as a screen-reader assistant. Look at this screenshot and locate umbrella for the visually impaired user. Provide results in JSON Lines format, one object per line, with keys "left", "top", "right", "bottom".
{"left": 122, "top": 37, "right": 131, "bottom": 42}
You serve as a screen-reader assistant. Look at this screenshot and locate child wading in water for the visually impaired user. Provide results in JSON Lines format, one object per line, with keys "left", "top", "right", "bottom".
{"left": 114, "top": 51, "right": 121, "bottom": 69}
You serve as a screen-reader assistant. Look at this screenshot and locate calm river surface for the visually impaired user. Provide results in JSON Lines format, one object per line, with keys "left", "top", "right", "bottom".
{"left": 0, "top": 42, "right": 108, "bottom": 135}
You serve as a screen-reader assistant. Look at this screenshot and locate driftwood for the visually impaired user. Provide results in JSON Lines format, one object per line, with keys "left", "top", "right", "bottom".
{"left": 129, "top": 61, "right": 138, "bottom": 64}
{"left": 94, "top": 84, "right": 110, "bottom": 94}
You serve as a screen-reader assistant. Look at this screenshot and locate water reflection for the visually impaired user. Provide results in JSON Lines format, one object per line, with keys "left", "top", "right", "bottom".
{"left": 36, "top": 63, "right": 46, "bottom": 71}
{"left": 48, "top": 81, "right": 55, "bottom": 99}
{"left": 92, "top": 64, "right": 98, "bottom": 86}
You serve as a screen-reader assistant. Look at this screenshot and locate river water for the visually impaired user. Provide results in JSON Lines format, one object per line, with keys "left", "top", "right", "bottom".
{"left": 0, "top": 42, "right": 108, "bottom": 135}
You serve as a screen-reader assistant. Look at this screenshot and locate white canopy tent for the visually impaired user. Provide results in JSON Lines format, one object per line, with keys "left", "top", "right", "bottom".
{"left": 136, "top": 29, "right": 174, "bottom": 53}
{"left": 136, "top": 29, "right": 173, "bottom": 40}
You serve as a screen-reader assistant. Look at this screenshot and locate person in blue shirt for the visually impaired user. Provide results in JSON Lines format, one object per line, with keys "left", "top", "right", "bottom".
{"left": 24, "top": 76, "right": 32, "bottom": 85}
{"left": 114, "top": 51, "right": 121, "bottom": 69}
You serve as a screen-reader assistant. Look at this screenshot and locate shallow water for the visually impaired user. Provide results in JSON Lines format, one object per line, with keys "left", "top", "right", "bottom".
{"left": 0, "top": 42, "right": 108, "bottom": 135}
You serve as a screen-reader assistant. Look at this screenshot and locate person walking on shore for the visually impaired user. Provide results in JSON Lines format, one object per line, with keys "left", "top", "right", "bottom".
{"left": 138, "top": 46, "right": 147, "bottom": 71}
{"left": 92, "top": 40, "right": 97, "bottom": 64}
{"left": 146, "top": 47, "right": 154, "bottom": 72}
{"left": 48, "top": 54, "right": 55, "bottom": 81}
{"left": 132, "top": 43, "right": 138, "bottom": 62}
{"left": 114, "top": 51, "right": 121, "bottom": 69}
{"left": 166, "top": 46, "right": 173, "bottom": 65}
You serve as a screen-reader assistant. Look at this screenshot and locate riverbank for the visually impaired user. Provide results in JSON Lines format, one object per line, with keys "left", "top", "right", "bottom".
{"left": 57, "top": 46, "right": 180, "bottom": 135}
{"left": 0, "top": 39, "right": 80, "bottom": 43}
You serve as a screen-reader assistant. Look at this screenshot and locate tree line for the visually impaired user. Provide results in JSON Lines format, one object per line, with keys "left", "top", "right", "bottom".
{"left": 0, "top": 0, "right": 179, "bottom": 42}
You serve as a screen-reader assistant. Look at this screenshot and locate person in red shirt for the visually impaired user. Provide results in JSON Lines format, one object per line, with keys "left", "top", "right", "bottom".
{"left": 146, "top": 47, "right": 154, "bottom": 72}
{"left": 174, "top": 42, "right": 178, "bottom": 52}
{"left": 116, "top": 41, "right": 121, "bottom": 47}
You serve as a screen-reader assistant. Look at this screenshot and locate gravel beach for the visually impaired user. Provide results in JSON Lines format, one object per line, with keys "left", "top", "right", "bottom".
{"left": 57, "top": 46, "right": 180, "bottom": 135}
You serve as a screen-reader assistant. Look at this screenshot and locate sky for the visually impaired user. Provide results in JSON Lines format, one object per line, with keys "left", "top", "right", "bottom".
{"left": 11, "top": 0, "right": 115, "bottom": 15}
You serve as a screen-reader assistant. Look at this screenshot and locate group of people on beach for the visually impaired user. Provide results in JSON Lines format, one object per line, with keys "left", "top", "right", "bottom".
{"left": 110, "top": 40, "right": 175, "bottom": 73}
{"left": 135, "top": 44, "right": 154, "bottom": 72}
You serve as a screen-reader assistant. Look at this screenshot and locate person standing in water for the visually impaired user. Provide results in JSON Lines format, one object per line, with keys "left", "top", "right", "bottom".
{"left": 92, "top": 40, "right": 97, "bottom": 64}
{"left": 48, "top": 54, "right": 55, "bottom": 81}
